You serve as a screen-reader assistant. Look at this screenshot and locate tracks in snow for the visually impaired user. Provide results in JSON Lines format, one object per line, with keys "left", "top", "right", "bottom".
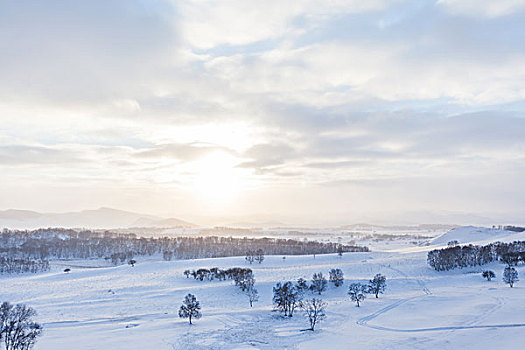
{"left": 356, "top": 263, "right": 525, "bottom": 333}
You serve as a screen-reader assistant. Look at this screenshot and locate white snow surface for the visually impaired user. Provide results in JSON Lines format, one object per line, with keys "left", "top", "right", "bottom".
{"left": 1, "top": 227, "right": 525, "bottom": 349}
{"left": 429, "top": 226, "right": 525, "bottom": 247}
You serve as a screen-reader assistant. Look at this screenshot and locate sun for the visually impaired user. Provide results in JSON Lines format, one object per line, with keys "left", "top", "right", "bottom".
{"left": 190, "top": 151, "right": 245, "bottom": 206}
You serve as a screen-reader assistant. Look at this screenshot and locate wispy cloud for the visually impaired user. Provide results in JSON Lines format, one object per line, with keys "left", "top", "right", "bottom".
{"left": 1, "top": 0, "right": 524, "bottom": 222}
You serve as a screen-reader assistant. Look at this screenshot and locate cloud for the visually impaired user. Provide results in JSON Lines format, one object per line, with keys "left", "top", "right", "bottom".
{"left": 134, "top": 142, "right": 235, "bottom": 161}
{"left": 1, "top": 0, "right": 525, "bottom": 222}
{"left": 437, "top": 0, "right": 525, "bottom": 18}
{"left": 177, "top": 0, "right": 392, "bottom": 49}
{"left": 0, "top": 145, "right": 83, "bottom": 165}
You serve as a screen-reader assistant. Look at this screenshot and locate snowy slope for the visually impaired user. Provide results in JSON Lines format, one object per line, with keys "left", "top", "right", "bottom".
{"left": 429, "top": 226, "right": 525, "bottom": 247}
{"left": 1, "top": 245, "right": 524, "bottom": 350}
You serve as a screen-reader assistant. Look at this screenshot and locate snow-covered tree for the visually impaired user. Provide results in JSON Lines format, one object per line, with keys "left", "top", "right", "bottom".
{"left": 329, "top": 268, "right": 344, "bottom": 287}
{"left": 0, "top": 302, "right": 42, "bottom": 350}
{"left": 246, "top": 285, "right": 259, "bottom": 307}
{"left": 337, "top": 245, "right": 344, "bottom": 257}
{"left": 482, "top": 270, "right": 495, "bottom": 281}
{"left": 296, "top": 278, "right": 309, "bottom": 296}
{"left": 348, "top": 283, "right": 367, "bottom": 307}
{"left": 503, "top": 267, "right": 519, "bottom": 288}
{"left": 245, "top": 251, "right": 255, "bottom": 264}
{"left": 273, "top": 282, "right": 299, "bottom": 317}
{"left": 255, "top": 249, "right": 265, "bottom": 264}
{"left": 368, "top": 274, "right": 386, "bottom": 298}
{"left": 239, "top": 276, "right": 255, "bottom": 293}
{"left": 310, "top": 272, "right": 327, "bottom": 295}
{"left": 300, "top": 298, "right": 327, "bottom": 331}
{"left": 178, "top": 294, "right": 202, "bottom": 324}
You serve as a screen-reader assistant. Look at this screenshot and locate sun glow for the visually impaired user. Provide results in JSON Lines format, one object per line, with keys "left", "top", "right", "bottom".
{"left": 190, "top": 151, "right": 246, "bottom": 206}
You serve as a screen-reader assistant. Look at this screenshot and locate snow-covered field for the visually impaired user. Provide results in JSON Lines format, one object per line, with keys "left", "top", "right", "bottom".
{"left": 2, "top": 227, "right": 525, "bottom": 349}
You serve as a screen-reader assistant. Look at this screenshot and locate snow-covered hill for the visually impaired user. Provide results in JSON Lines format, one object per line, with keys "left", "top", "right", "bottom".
{"left": 429, "top": 226, "right": 525, "bottom": 247}
{"left": 1, "top": 240, "right": 524, "bottom": 349}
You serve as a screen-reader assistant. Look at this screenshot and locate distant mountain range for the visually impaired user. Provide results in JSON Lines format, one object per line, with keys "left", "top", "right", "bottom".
{"left": 0, "top": 207, "right": 196, "bottom": 230}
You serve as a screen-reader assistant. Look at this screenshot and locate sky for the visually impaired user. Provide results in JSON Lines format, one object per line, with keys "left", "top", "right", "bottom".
{"left": 1, "top": 0, "right": 525, "bottom": 225}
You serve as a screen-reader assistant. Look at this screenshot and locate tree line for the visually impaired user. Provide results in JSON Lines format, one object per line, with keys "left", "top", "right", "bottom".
{"left": 1, "top": 228, "right": 368, "bottom": 264}
{"left": 427, "top": 240, "right": 525, "bottom": 271}
{"left": 0, "top": 257, "right": 49, "bottom": 275}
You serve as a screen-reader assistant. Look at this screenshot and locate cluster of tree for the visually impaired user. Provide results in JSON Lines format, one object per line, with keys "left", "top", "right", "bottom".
{"left": 272, "top": 275, "right": 334, "bottom": 330}
{"left": 503, "top": 226, "right": 525, "bottom": 233}
{"left": 347, "top": 274, "right": 387, "bottom": 307}
{"left": 273, "top": 281, "right": 300, "bottom": 317}
{"left": 427, "top": 240, "right": 525, "bottom": 271}
{"left": 245, "top": 249, "right": 264, "bottom": 264}
{"left": 272, "top": 270, "right": 344, "bottom": 317}
{"left": 183, "top": 267, "right": 258, "bottom": 306}
{"left": 0, "top": 302, "right": 42, "bottom": 350}
{"left": 483, "top": 268, "right": 520, "bottom": 287}
{"left": 107, "top": 252, "right": 134, "bottom": 266}
{"left": 1, "top": 228, "right": 368, "bottom": 261}
{"left": 0, "top": 257, "right": 49, "bottom": 275}
{"left": 183, "top": 267, "right": 253, "bottom": 282}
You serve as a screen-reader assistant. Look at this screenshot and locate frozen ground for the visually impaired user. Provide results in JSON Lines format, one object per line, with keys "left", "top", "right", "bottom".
{"left": 1, "top": 227, "right": 524, "bottom": 349}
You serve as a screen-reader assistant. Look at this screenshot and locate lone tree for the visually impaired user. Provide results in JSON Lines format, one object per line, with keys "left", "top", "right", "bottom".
{"left": 63, "top": 268, "right": 71, "bottom": 273}
{"left": 329, "top": 268, "right": 344, "bottom": 287}
{"left": 300, "top": 298, "right": 327, "bottom": 331}
{"left": 348, "top": 283, "right": 367, "bottom": 307}
{"left": 310, "top": 272, "right": 327, "bottom": 295}
{"left": 178, "top": 294, "right": 202, "bottom": 324}
{"left": 245, "top": 251, "right": 255, "bottom": 264}
{"left": 128, "top": 259, "right": 136, "bottom": 267}
{"left": 482, "top": 270, "right": 495, "bottom": 281}
{"left": 273, "top": 282, "right": 299, "bottom": 317}
{"left": 246, "top": 285, "right": 259, "bottom": 307}
{"left": 255, "top": 249, "right": 265, "bottom": 264}
{"left": 503, "top": 267, "right": 519, "bottom": 288}
{"left": 0, "top": 302, "right": 42, "bottom": 350}
{"left": 368, "top": 273, "right": 386, "bottom": 298}
{"left": 337, "top": 245, "right": 344, "bottom": 257}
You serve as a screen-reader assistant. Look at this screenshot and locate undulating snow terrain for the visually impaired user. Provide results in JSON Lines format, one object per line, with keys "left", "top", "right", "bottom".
{"left": 1, "top": 227, "right": 524, "bottom": 349}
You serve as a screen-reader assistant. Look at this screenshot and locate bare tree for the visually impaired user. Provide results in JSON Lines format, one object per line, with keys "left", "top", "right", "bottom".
{"left": 503, "top": 267, "right": 519, "bottom": 288}
{"left": 0, "top": 302, "right": 42, "bottom": 350}
{"left": 368, "top": 274, "right": 386, "bottom": 298}
{"left": 273, "top": 282, "right": 299, "bottom": 317}
{"left": 246, "top": 286, "right": 259, "bottom": 307}
{"left": 254, "top": 249, "right": 265, "bottom": 264}
{"left": 348, "top": 283, "right": 367, "bottom": 307}
{"left": 310, "top": 272, "right": 327, "bottom": 295}
{"left": 178, "top": 294, "right": 202, "bottom": 324}
{"left": 245, "top": 251, "right": 255, "bottom": 264}
{"left": 329, "top": 268, "right": 344, "bottom": 287}
{"left": 300, "top": 298, "right": 327, "bottom": 331}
